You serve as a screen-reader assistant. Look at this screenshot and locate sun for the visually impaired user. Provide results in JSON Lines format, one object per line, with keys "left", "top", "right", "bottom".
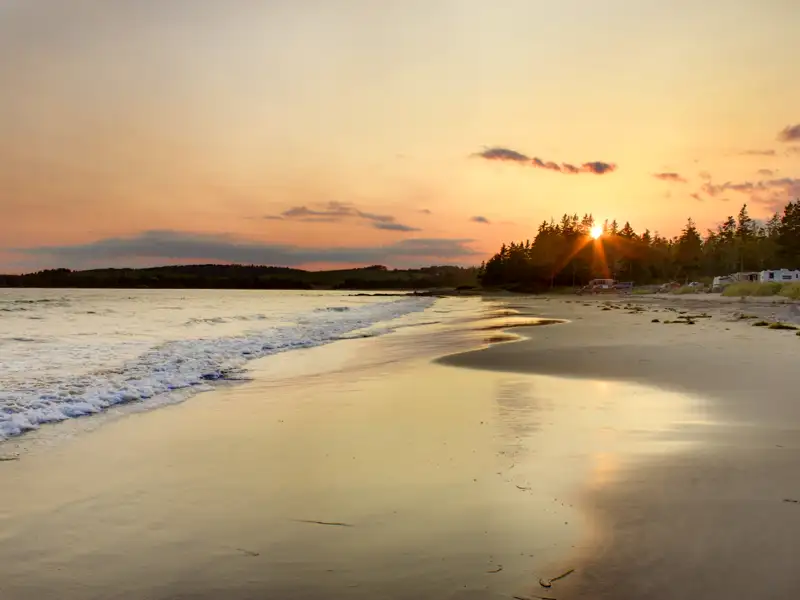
{"left": 590, "top": 225, "right": 603, "bottom": 239}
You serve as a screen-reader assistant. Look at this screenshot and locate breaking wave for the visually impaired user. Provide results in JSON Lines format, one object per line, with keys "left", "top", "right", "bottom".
{"left": 0, "top": 297, "right": 435, "bottom": 440}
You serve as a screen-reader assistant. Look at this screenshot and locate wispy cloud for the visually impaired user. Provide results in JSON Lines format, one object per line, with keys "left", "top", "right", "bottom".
{"left": 476, "top": 147, "right": 530, "bottom": 162}
{"left": 757, "top": 168, "right": 775, "bottom": 176}
{"left": 690, "top": 193, "right": 703, "bottom": 202}
{"left": 470, "top": 216, "right": 490, "bottom": 224}
{"left": 578, "top": 161, "right": 616, "bottom": 175}
{"left": 699, "top": 171, "right": 711, "bottom": 180}
{"left": 777, "top": 124, "right": 800, "bottom": 143}
{"left": 653, "top": 172, "right": 687, "bottom": 183}
{"left": 419, "top": 208, "right": 432, "bottom": 214}
{"left": 474, "top": 147, "right": 616, "bottom": 175}
{"left": 267, "top": 201, "right": 418, "bottom": 232}
{"left": 281, "top": 201, "right": 391, "bottom": 223}
{"left": 373, "top": 221, "right": 420, "bottom": 232}
{"left": 16, "top": 231, "right": 479, "bottom": 268}
{"left": 699, "top": 177, "right": 800, "bottom": 212}
{"left": 739, "top": 149, "right": 776, "bottom": 156}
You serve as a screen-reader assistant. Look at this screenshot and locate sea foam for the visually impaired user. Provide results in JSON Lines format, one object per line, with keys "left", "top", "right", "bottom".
{"left": 0, "top": 297, "right": 435, "bottom": 439}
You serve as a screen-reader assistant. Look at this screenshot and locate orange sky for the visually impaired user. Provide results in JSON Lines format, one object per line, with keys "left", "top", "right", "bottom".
{"left": 2, "top": 0, "right": 799, "bottom": 271}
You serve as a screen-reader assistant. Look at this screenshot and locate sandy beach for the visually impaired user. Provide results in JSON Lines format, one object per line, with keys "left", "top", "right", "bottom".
{"left": 2, "top": 295, "right": 800, "bottom": 599}
{"left": 443, "top": 295, "right": 800, "bottom": 599}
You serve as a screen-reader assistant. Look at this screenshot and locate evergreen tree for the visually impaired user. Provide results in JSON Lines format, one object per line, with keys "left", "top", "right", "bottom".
{"left": 674, "top": 219, "right": 703, "bottom": 280}
{"left": 777, "top": 200, "right": 800, "bottom": 268}
{"left": 619, "top": 221, "right": 636, "bottom": 238}
{"left": 476, "top": 202, "right": 798, "bottom": 290}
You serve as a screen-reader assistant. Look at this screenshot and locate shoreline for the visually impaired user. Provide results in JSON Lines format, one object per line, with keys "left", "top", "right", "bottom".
{"left": 440, "top": 296, "right": 800, "bottom": 598}
{"left": 3, "top": 295, "right": 799, "bottom": 598}
{"left": 441, "top": 295, "right": 800, "bottom": 415}
{"left": 1, "top": 299, "right": 597, "bottom": 599}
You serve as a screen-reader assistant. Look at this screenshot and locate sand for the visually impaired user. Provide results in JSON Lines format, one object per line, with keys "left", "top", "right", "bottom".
{"left": 442, "top": 296, "right": 800, "bottom": 599}
{"left": 2, "top": 295, "right": 799, "bottom": 599}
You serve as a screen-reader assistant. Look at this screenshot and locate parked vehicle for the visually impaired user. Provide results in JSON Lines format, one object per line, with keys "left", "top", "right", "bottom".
{"left": 658, "top": 281, "right": 681, "bottom": 293}
{"left": 577, "top": 278, "right": 616, "bottom": 294}
{"left": 711, "top": 275, "right": 734, "bottom": 292}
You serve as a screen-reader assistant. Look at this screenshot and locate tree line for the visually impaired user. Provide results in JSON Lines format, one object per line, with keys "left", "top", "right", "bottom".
{"left": 479, "top": 200, "right": 800, "bottom": 291}
{"left": 0, "top": 264, "right": 480, "bottom": 290}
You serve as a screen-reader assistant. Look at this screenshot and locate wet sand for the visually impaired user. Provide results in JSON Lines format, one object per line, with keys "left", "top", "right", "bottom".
{"left": 442, "top": 297, "right": 800, "bottom": 598}
{"left": 0, "top": 307, "right": 611, "bottom": 600}
{"left": 2, "top": 296, "right": 798, "bottom": 598}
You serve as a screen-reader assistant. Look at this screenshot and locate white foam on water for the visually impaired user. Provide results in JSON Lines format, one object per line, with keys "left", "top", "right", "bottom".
{"left": 0, "top": 297, "right": 435, "bottom": 439}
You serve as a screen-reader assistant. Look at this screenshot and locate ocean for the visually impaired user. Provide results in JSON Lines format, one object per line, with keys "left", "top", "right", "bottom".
{"left": 0, "top": 289, "right": 439, "bottom": 440}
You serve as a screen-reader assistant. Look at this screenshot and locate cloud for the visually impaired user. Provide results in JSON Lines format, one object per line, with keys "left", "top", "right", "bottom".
{"left": 269, "top": 201, "right": 417, "bottom": 232}
{"left": 357, "top": 210, "right": 395, "bottom": 224}
{"left": 757, "top": 168, "right": 775, "bottom": 176}
{"left": 373, "top": 221, "right": 420, "bottom": 232}
{"left": 699, "top": 177, "right": 800, "bottom": 212}
{"left": 281, "top": 201, "right": 394, "bottom": 222}
{"left": 580, "top": 161, "right": 616, "bottom": 175}
{"left": 699, "top": 171, "right": 711, "bottom": 180}
{"left": 777, "top": 124, "right": 800, "bottom": 143}
{"left": 419, "top": 208, "right": 432, "bottom": 214}
{"left": 17, "top": 231, "right": 479, "bottom": 268}
{"left": 739, "top": 149, "right": 776, "bottom": 156}
{"left": 470, "top": 216, "right": 490, "bottom": 224}
{"left": 653, "top": 172, "right": 687, "bottom": 183}
{"left": 474, "top": 147, "right": 616, "bottom": 175}
{"left": 475, "top": 147, "right": 530, "bottom": 162}
{"left": 690, "top": 193, "right": 703, "bottom": 202}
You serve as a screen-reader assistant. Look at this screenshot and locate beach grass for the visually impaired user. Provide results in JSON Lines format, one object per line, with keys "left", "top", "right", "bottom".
{"left": 671, "top": 285, "right": 701, "bottom": 294}
{"left": 722, "top": 282, "right": 784, "bottom": 297}
{"left": 778, "top": 282, "right": 800, "bottom": 300}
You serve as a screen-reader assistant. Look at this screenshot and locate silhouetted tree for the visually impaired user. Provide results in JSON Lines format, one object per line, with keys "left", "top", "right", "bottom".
{"left": 478, "top": 200, "right": 800, "bottom": 289}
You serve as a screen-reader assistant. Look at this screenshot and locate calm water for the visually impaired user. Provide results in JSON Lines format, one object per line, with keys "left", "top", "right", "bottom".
{"left": 0, "top": 289, "right": 439, "bottom": 439}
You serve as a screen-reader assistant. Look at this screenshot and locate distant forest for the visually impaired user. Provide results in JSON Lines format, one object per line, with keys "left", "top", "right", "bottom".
{"left": 0, "top": 264, "right": 480, "bottom": 291}
{"left": 7, "top": 200, "right": 800, "bottom": 292}
{"left": 479, "top": 200, "right": 800, "bottom": 291}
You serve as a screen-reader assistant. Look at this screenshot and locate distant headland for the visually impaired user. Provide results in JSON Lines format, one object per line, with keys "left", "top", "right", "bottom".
{"left": 0, "top": 264, "right": 480, "bottom": 291}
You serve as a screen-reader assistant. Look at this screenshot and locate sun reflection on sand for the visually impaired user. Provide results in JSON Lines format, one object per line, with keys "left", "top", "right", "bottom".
{"left": 593, "top": 380, "right": 611, "bottom": 393}
{"left": 587, "top": 451, "right": 620, "bottom": 489}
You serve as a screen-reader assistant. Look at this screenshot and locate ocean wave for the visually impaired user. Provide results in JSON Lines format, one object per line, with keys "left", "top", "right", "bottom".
{"left": 0, "top": 297, "right": 435, "bottom": 440}
{"left": 335, "top": 319, "right": 441, "bottom": 340}
{"left": 1, "top": 298, "right": 69, "bottom": 308}
{"left": 183, "top": 314, "right": 269, "bottom": 326}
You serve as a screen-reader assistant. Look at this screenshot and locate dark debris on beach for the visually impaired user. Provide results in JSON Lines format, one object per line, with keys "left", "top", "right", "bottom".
{"left": 292, "top": 519, "right": 354, "bottom": 527}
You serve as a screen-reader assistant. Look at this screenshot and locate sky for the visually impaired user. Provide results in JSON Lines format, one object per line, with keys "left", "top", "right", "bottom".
{"left": 2, "top": 0, "right": 800, "bottom": 272}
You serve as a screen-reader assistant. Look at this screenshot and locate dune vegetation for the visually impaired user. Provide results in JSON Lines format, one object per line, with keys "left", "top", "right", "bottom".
{"left": 721, "top": 282, "right": 800, "bottom": 299}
